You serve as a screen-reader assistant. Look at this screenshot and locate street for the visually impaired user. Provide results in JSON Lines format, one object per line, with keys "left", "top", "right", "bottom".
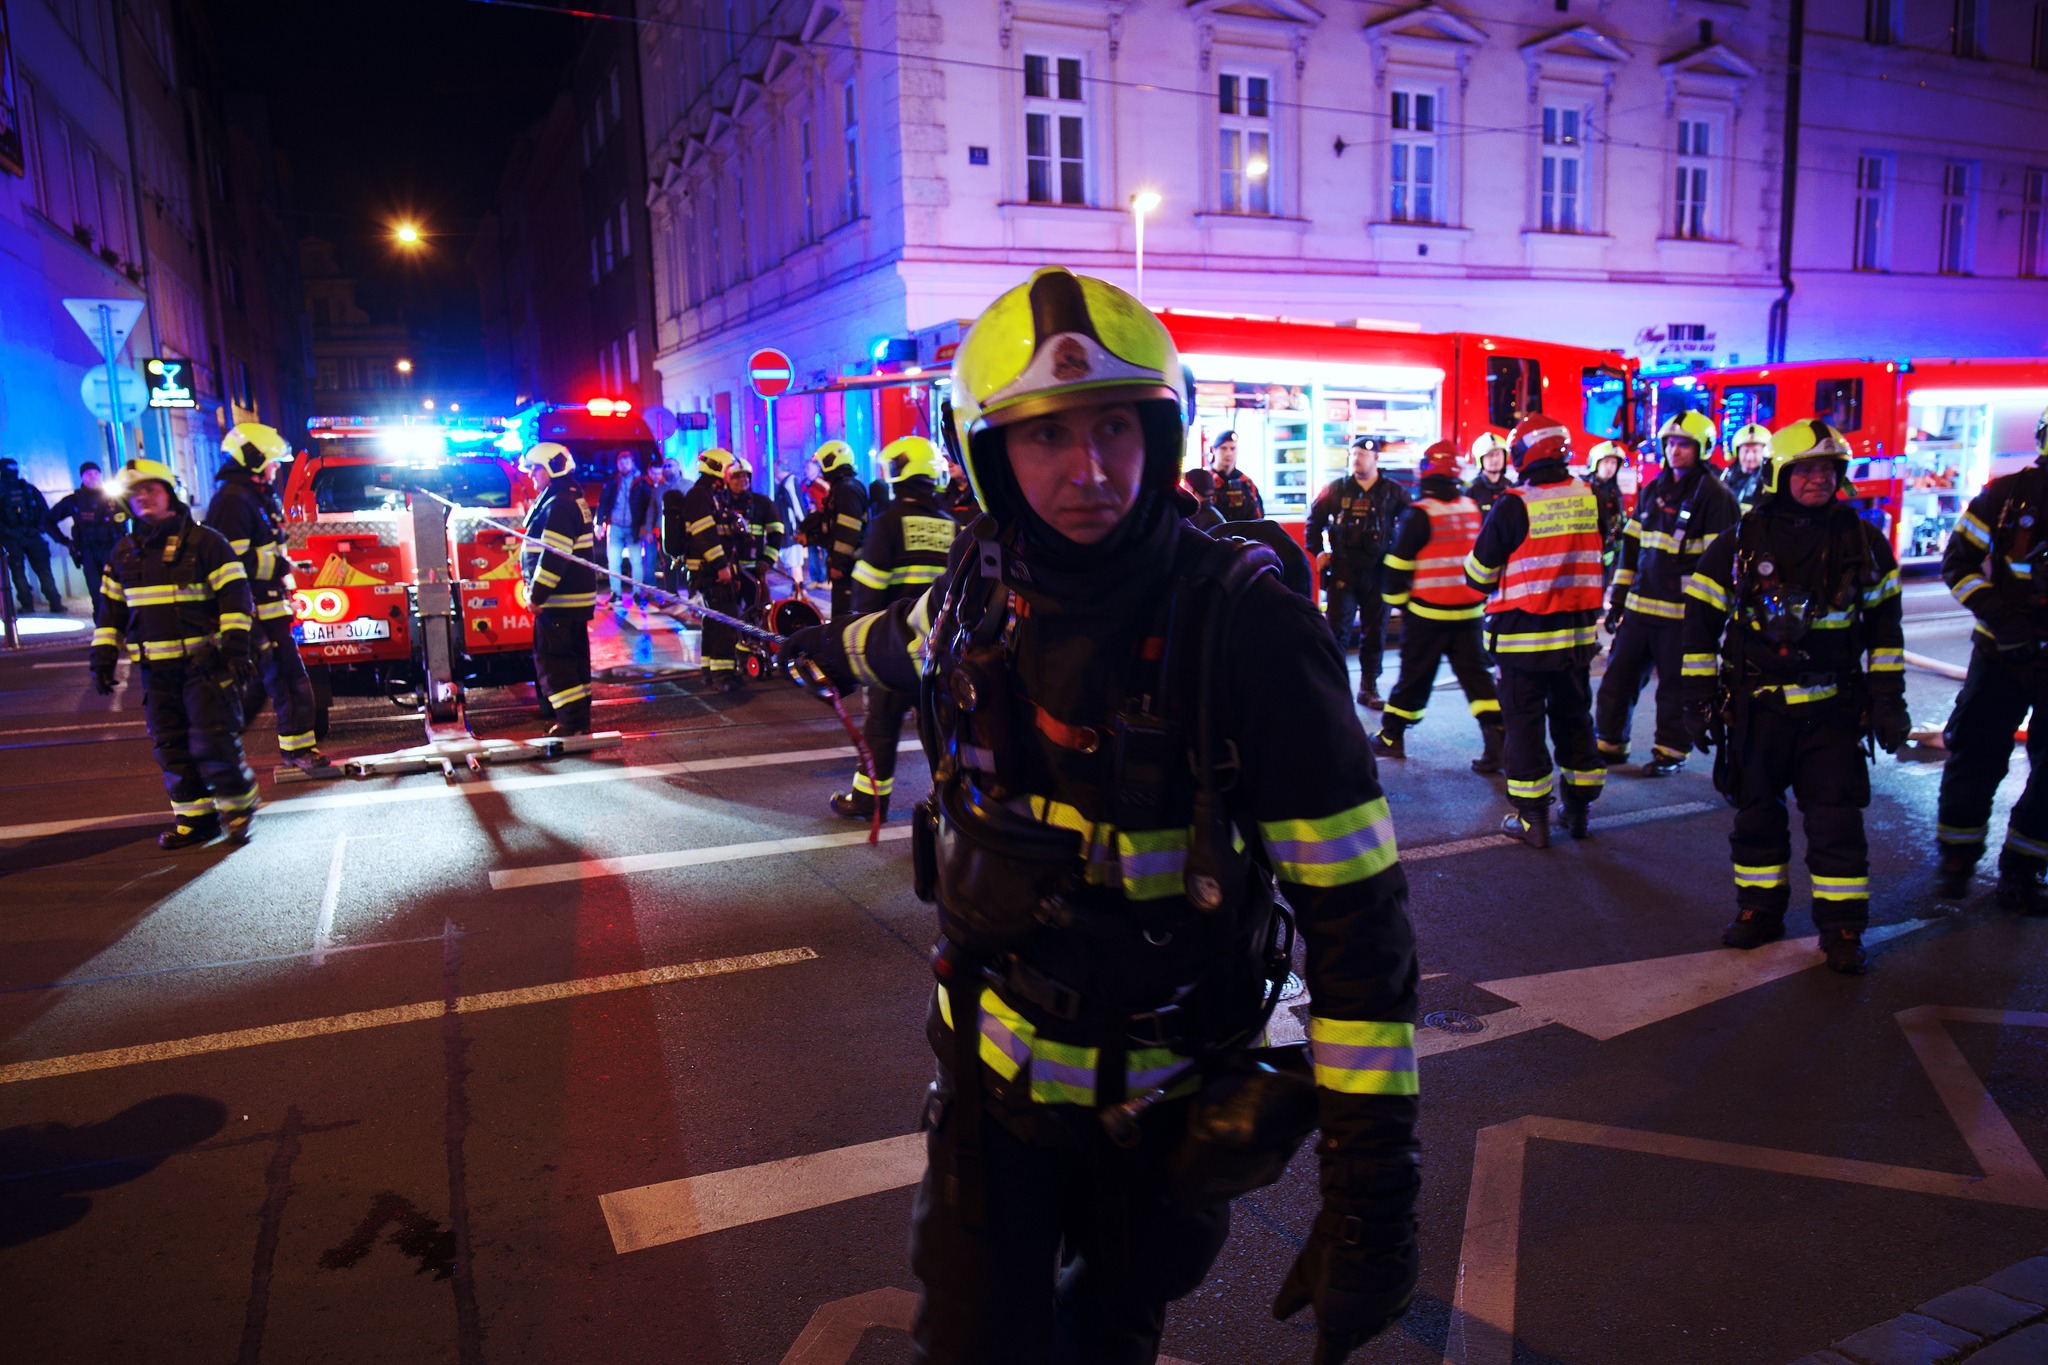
{"left": 2, "top": 582, "right": 2044, "bottom": 1365}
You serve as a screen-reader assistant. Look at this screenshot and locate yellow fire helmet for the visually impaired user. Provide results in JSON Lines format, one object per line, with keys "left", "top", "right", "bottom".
{"left": 881, "top": 434, "right": 945, "bottom": 485}
{"left": 814, "top": 440, "right": 856, "bottom": 475}
{"left": 697, "top": 446, "right": 737, "bottom": 479}
{"left": 110, "top": 456, "right": 183, "bottom": 502}
{"left": 222, "top": 421, "right": 293, "bottom": 473}
{"left": 1729, "top": 422, "right": 1773, "bottom": 452}
{"left": 1658, "top": 409, "right": 1718, "bottom": 455}
{"left": 725, "top": 452, "right": 753, "bottom": 478}
{"left": 520, "top": 442, "right": 576, "bottom": 479}
{"left": 945, "top": 266, "right": 1183, "bottom": 520}
{"left": 1585, "top": 439, "right": 1626, "bottom": 471}
{"left": 1764, "top": 419, "right": 1853, "bottom": 494}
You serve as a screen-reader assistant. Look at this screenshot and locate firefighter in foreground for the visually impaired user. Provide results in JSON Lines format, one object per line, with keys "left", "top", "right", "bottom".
{"left": 520, "top": 442, "right": 597, "bottom": 733}
{"left": 816, "top": 439, "right": 871, "bottom": 619}
{"left": 1464, "top": 415, "right": 1607, "bottom": 847}
{"left": 1682, "top": 421, "right": 1907, "bottom": 973}
{"left": 671, "top": 446, "right": 748, "bottom": 692}
{"left": 90, "top": 459, "right": 260, "bottom": 848}
{"left": 1373, "top": 440, "right": 1502, "bottom": 771}
{"left": 1307, "top": 436, "right": 1409, "bottom": 708}
{"left": 1933, "top": 404, "right": 2048, "bottom": 914}
{"left": 1595, "top": 411, "right": 1738, "bottom": 777}
{"left": 207, "top": 423, "right": 324, "bottom": 768}
{"left": 826, "top": 435, "right": 958, "bottom": 822}
{"left": 782, "top": 267, "right": 1418, "bottom": 1364}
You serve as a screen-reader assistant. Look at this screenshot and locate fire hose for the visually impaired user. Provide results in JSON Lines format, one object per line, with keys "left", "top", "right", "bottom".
{"left": 413, "top": 488, "right": 884, "bottom": 843}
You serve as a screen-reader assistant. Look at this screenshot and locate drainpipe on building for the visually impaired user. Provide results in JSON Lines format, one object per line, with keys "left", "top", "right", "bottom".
{"left": 1766, "top": 0, "right": 1805, "bottom": 364}
{"left": 110, "top": 0, "right": 168, "bottom": 468}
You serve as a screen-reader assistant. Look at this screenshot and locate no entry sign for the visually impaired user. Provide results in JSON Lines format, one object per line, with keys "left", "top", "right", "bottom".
{"left": 748, "top": 348, "right": 794, "bottom": 399}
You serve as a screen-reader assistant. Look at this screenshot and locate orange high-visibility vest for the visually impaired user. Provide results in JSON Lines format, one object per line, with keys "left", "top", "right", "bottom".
{"left": 1410, "top": 497, "right": 1485, "bottom": 610}
{"left": 1487, "top": 480, "right": 1605, "bottom": 616}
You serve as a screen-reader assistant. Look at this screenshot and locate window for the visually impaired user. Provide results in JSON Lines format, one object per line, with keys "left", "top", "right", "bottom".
{"left": 1673, "top": 118, "right": 1712, "bottom": 240}
{"left": 842, "top": 79, "right": 860, "bottom": 222}
{"left": 1939, "top": 162, "right": 1973, "bottom": 275}
{"left": 707, "top": 184, "right": 724, "bottom": 290}
{"left": 1540, "top": 105, "right": 1588, "bottom": 233}
{"left": 1023, "top": 54, "right": 1087, "bottom": 205}
{"left": 1865, "top": 0, "right": 1900, "bottom": 43}
{"left": 316, "top": 358, "right": 339, "bottom": 391}
{"left": 1218, "top": 72, "right": 1273, "bottom": 215}
{"left": 1720, "top": 384, "right": 1778, "bottom": 432}
{"left": 1852, "top": 154, "right": 1888, "bottom": 271}
{"left": 2035, "top": 6, "right": 2048, "bottom": 70}
{"left": 225, "top": 259, "right": 244, "bottom": 310}
{"left": 609, "top": 69, "right": 621, "bottom": 122}
{"left": 734, "top": 173, "right": 749, "bottom": 279}
{"left": 1388, "top": 88, "right": 1439, "bottom": 224}
{"left": 590, "top": 236, "right": 600, "bottom": 285}
{"left": 725, "top": 0, "right": 737, "bottom": 59}
{"left": 611, "top": 340, "right": 624, "bottom": 391}
{"left": 1486, "top": 357, "right": 1543, "bottom": 430}
{"left": 1582, "top": 367, "right": 1627, "bottom": 439}
{"left": 602, "top": 220, "right": 615, "bottom": 274}
{"left": 799, "top": 119, "right": 816, "bottom": 242}
{"left": 1953, "top": 0, "right": 1987, "bottom": 58}
{"left": 628, "top": 329, "right": 640, "bottom": 383}
{"left": 617, "top": 202, "right": 630, "bottom": 259}
{"left": 1814, "top": 377, "right": 1864, "bottom": 433}
{"left": 2023, "top": 170, "right": 2047, "bottom": 279}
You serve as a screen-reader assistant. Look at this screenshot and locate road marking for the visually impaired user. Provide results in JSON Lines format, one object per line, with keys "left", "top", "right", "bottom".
{"left": 0, "top": 744, "right": 855, "bottom": 841}
{"left": 1442, "top": 1007, "right": 2048, "bottom": 1365}
{"left": 0, "top": 946, "right": 818, "bottom": 1087}
{"left": 492, "top": 825, "right": 914, "bottom": 890}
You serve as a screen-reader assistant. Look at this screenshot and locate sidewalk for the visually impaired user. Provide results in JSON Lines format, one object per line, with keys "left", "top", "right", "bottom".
{"left": 1791, "top": 1252, "right": 2048, "bottom": 1365}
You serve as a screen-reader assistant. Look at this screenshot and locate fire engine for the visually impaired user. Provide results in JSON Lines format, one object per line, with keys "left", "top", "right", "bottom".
{"left": 276, "top": 415, "right": 538, "bottom": 738}
{"left": 509, "top": 398, "right": 662, "bottom": 510}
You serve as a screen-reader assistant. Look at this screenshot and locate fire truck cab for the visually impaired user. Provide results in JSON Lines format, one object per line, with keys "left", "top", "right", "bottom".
{"left": 276, "top": 416, "right": 539, "bottom": 736}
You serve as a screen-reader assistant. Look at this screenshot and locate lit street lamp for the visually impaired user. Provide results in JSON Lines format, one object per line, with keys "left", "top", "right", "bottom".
{"left": 395, "top": 358, "right": 413, "bottom": 374}
{"left": 1129, "top": 190, "right": 1161, "bottom": 303}
{"left": 394, "top": 222, "right": 422, "bottom": 247}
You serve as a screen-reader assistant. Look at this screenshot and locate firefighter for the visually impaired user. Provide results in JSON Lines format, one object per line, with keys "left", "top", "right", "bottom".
{"left": 937, "top": 461, "right": 981, "bottom": 521}
{"left": 1208, "top": 430, "right": 1265, "bottom": 521}
{"left": 1584, "top": 440, "right": 1629, "bottom": 575}
{"left": 1594, "top": 411, "right": 1739, "bottom": 777}
{"left": 520, "top": 442, "right": 597, "bottom": 733}
{"left": 780, "top": 267, "right": 1419, "bottom": 1364}
{"left": 1934, "top": 403, "right": 2048, "bottom": 914}
{"left": 1466, "top": 430, "right": 1513, "bottom": 518}
{"left": 724, "top": 453, "right": 784, "bottom": 609}
{"left": 817, "top": 439, "right": 870, "bottom": 619}
{"left": 44, "top": 462, "right": 126, "bottom": 622}
{"left": 206, "top": 423, "right": 323, "bottom": 769}
{"left": 827, "top": 435, "right": 957, "bottom": 822}
{"left": 1308, "top": 436, "right": 1410, "bottom": 707}
{"left": 1682, "top": 420, "right": 1907, "bottom": 973}
{"left": 674, "top": 446, "right": 748, "bottom": 691}
{"left": 1723, "top": 423, "right": 1773, "bottom": 511}
{"left": 1374, "top": 440, "right": 1502, "bottom": 771}
{"left": 1465, "top": 414, "right": 1607, "bottom": 847}
{"left": 90, "top": 458, "right": 260, "bottom": 848}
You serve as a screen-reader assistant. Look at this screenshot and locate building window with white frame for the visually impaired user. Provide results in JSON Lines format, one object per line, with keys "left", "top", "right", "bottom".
{"left": 799, "top": 118, "right": 816, "bottom": 242}
{"left": 1852, "top": 153, "right": 1888, "bottom": 271}
{"left": 842, "top": 79, "right": 861, "bottom": 223}
{"left": 1865, "top": 0, "right": 1901, "bottom": 43}
{"left": 733, "top": 172, "right": 749, "bottom": 280}
{"left": 1218, "top": 71, "right": 1273, "bottom": 215}
{"left": 1672, "top": 116, "right": 1713, "bottom": 239}
{"left": 2023, "top": 169, "right": 2046, "bottom": 278}
{"left": 1939, "top": 162, "right": 1973, "bottom": 275}
{"left": 1539, "top": 103, "right": 1589, "bottom": 233}
{"left": 1388, "top": 87, "right": 1440, "bottom": 225}
{"left": 1953, "top": 0, "right": 1988, "bottom": 58}
{"left": 1023, "top": 53, "right": 1087, "bottom": 205}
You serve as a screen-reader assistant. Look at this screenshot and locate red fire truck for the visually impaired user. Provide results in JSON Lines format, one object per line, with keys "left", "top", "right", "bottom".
{"left": 1647, "top": 357, "right": 2048, "bottom": 566}
{"left": 509, "top": 398, "right": 663, "bottom": 510}
{"left": 276, "top": 416, "right": 538, "bottom": 736}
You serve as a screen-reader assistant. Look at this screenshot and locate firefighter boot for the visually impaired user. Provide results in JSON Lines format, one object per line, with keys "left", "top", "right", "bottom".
{"left": 1821, "top": 927, "right": 1869, "bottom": 975}
{"left": 1641, "top": 747, "right": 1687, "bottom": 778}
{"left": 282, "top": 747, "right": 329, "bottom": 771}
{"left": 830, "top": 789, "right": 886, "bottom": 822}
{"left": 1369, "top": 720, "right": 1406, "bottom": 761}
{"left": 1501, "top": 804, "right": 1551, "bottom": 849}
{"left": 1357, "top": 683, "right": 1385, "bottom": 710}
{"left": 1721, "top": 906, "right": 1786, "bottom": 950}
{"left": 1560, "top": 797, "right": 1590, "bottom": 841}
{"left": 1471, "top": 721, "right": 1505, "bottom": 775}
{"left": 159, "top": 814, "right": 222, "bottom": 850}
{"left": 223, "top": 809, "right": 255, "bottom": 844}
{"left": 1996, "top": 868, "right": 2046, "bottom": 916}
{"left": 1935, "top": 848, "right": 1978, "bottom": 901}
{"left": 1596, "top": 738, "right": 1631, "bottom": 767}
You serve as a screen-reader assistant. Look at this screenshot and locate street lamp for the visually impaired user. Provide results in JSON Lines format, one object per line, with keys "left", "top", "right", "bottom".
{"left": 423, "top": 399, "right": 436, "bottom": 411}
{"left": 394, "top": 222, "right": 422, "bottom": 247}
{"left": 395, "top": 358, "right": 413, "bottom": 374}
{"left": 1129, "top": 190, "right": 1162, "bottom": 302}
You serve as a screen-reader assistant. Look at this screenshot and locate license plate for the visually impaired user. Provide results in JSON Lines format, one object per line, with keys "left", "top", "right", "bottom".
{"left": 298, "top": 617, "right": 392, "bottom": 643}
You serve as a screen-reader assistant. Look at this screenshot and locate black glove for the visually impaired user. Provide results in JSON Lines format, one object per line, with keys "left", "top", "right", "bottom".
{"left": 1684, "top": 697, "right": 1718, "bottom": 754}
{"left": 1273, "top": 1160, "right": 1419, "bottom": 1364}
{"left": 91, "top": 662, "right": 117, "bottom": 696}
{"left": 1870, "top": 689, "right": 1911, "bottom": 753}
{"left": 223, "top": 639, "right": 258, "bottom": 692}
{"left": 1604, "top": 596, "right": 1626, "bottom": 634}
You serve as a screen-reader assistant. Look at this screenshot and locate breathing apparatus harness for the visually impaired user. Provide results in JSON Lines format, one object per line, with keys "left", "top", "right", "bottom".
{"left": 1987, "top": 465, "right": 2048, "bottom": 652}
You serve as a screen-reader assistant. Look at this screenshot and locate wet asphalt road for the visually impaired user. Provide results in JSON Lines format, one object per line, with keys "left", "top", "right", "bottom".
{"left": 1, "top": 584, "right": 2043, "bottom": 1365}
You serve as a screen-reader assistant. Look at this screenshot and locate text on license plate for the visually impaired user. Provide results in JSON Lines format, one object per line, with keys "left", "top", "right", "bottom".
{"left": 298, "top": 617, "right": 392, "bottom": 643}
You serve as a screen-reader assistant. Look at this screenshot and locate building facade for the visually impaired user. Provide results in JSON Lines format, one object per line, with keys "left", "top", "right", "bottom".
{"left": 635, "top": 0, "right": 2048, "bottom": 480}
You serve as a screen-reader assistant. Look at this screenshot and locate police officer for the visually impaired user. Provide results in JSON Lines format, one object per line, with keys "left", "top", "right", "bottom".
{"left": 1466, "top": 430, "right": 1513, "bottom": 518}
{"left": 91, "top": 458, "right": 260, "bottom": 848}
{"left": 0, "top": 456, "right": 63, "bottom": 612}
{"left": 725, "top": 453, "right": 784, "bottom": 608}
{"left": 817, "top": 439, "right": 871, "bottom": 619}
{"left": 1465, "top": 414, "right": 1608, "bottom": 847}
{"left": 206, "top": 423, "right": 324, "bottom": 769}
{"left": 1208, "top": 430, "right": 1265, "bottom": 521}
{"left": 1723, "top": 423, "right": 1773, "bottom": 511}
{"left": 1934, "top": 404, "right": 2048, "bottom": 913}
{"left": 827, "top": 435, "right": 957, "bottom": 822}
{"left": 1682, "top": 421, "right": 1907, "bottom": 973}
{"left": 1307, "top": 436, "right": 1410, "bottom": 708}
{"left": 45, "top": 462, "right": 126, "bottom": 622}
{"left": 520, "top": 442, "right": 597, "bottom": 732}
{"left": 674, "top": 446, "right": 749, "bottom": 692}
{"left": 783, "top": 267, "right": 1419, "bottom": 1364}
{"left": 1584, "top": 440, "right": 1628, "bottom": 577}
{"left": 1374, "top": 440, "right": 1502, "bottom": 771}
{"left": 1595, "top": 411, "right": 1739, "bottom": 777}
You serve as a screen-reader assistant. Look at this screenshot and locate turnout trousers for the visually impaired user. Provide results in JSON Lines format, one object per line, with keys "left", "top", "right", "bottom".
{"left": 79, "top": 550, "right": 109, "bottom": 623}
{"left": 532, "top": 608, "right": 592, "bottom": 730}
{"left": 910, "top": 1067, "right": 1230, "bottom": 1365}
{"left": 246, "top": 614, "right": 319, "bottom": 755}
{"left": 142, "top": 660, "right": 256, "bottom": 820}
{"left": 1324, "top": 567, "right": 1388, "bottom": 686}
{"left": 830, "top": 575, "right": 856, "bottom": 622}
{"left": 1726, "top": 702, "right": 1870, "bottom": 930}
{"left": 697, "top": 581, "right": 741, "bottom": 677}
{"left": 1937, "top": 640, "right": 2048, "bottom": 877}
{"left": 853, "top": 685, "right": 914, "bottom": 801}
{"left": 1498, "top": 663, "right": 1604, "bottom": 815}
{"left": 1594, "top": 614, "right": 1689, "bottom": 760}
{"left": 1381, "top": 614, "right": 1499, "bottom": 734}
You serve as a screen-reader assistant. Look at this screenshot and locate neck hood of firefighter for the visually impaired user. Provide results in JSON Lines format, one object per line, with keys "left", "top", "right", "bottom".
{"left": 1520, "top": 458, "right": 1572, "bottom": 485}
{"left": 1419, "top": 474, "right": 1461, "bottom": 500}
{"left": 1012, "top": 484, "right": 1176, "bottom": 613}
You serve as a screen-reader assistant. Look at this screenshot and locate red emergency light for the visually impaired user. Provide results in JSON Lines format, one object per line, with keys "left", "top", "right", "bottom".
{"left": 585, "top": 398, "right": 634, "bottom": 417}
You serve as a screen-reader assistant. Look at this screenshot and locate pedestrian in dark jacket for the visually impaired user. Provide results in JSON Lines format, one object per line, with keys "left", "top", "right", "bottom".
{"left": 1, "top": 457, "right": 63, "bottom": 612}
{"left": 46, "top": 462, "right": 126, "bottom": 621}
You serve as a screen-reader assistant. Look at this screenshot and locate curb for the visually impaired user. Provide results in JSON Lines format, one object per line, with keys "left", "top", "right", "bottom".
{"left": 1790, "top": 1251, "right": 2048, "bottom": 1365}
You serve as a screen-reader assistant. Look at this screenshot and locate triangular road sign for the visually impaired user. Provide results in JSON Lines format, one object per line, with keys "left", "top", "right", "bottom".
{"left": 62, "top": 297, "right": 146, "bottom": 354}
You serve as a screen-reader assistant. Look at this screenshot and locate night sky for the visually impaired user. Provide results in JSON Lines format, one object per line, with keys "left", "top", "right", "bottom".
{"left": 200, "top": 0, "right": 593, "bottom": 385}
